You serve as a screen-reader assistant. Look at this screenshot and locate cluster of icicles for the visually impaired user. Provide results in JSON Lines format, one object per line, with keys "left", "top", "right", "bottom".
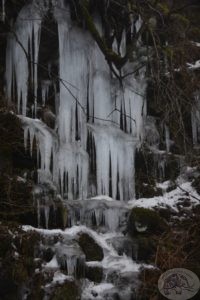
{"left": 6, "top": 0, "right": 147, "bottom": 201}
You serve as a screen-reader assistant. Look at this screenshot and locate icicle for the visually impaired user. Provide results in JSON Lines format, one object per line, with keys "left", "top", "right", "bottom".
{"left": 37, "top": 198, "right": 41, "bottom": 227}
{"left": 41, "top": 80, "right": 51, "bottom": 106}
{"left": 44, "top": 199, "right": 50, "bottom": 229}
{"left": 5, "top": 2, "right": 42, "bottom": 115}
{"left": 153, "top": 152, "right": 166, "bottom": 182}
{"left": 20, "top": 116, "right": 55, "bottom": 181}
{"left": 23, "top": 126, "right": 29, "bottom": 151}
{"left": 165, "top": 124, "right": 170, "bottom": 152}
{"left": 6, "top": 1, "right": 147, "bottom": 201}
{"left": 112, "top": 37, "right": 118, "bottom": 54}
{"left": 191, "top": 92, "right": 200, "bottom": 145}
{"left": 120, "top": 30, "right": 126, "bottom": 57}
{"left": 1, "top": 0, "right": 5, "bottom": 22}
{"left": 130, "top": 13, "right": 134, "bottom": 39}
{"left": 56, "top": 243, "right": 85, "bottom": 277}
{"left": 89, "top": 124, "right": 136, "bottom": 200}
{"left": 53, "top": 144, "right": 89, "bottom": 200}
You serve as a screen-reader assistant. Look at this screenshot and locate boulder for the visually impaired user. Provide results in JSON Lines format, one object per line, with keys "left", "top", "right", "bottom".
{"left": 128, "top": 207, "right": 168, "bottom": 236}
{"left": 78, "top": 233, "right": 104, "bottom": 261}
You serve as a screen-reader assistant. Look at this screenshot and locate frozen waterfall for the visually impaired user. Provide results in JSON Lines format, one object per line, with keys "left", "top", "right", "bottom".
{"left": 5, "top": 0, "right": 147, "bottom": 201}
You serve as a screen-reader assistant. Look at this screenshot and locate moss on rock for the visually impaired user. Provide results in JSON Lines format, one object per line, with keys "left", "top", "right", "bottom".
{"left": 27, "top": 273, "right": 45, "bottom": 300}
{"left": 0, "top": 112, "right": 23, "bottom": 155}
{"left": 0, "top": 223, "right": 41, "bottom": 299}
{"left": 128, "top": 207, "right": 168, "bottom": 236}
{"left": 138, "top": 183, "right": 163, "bottom": 198}
{"left": 78, "top": 233, "right": 103, "bottom": 261}
{"left": 0, "top": 174, "right": 37, "bottom": 225}
{"left": 51, "top": 281, "right": 80, "bottom": 300}
{"left": 136, "top": 236, "right": 156, "bottom": 262}
{"left": 85, "top": 266, "right": 103, "bottom": 283}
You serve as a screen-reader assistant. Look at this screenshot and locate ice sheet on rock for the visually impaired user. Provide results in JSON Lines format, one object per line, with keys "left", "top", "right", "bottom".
{"left": 23, "top": 224, "right": 154, "bottom": 295}
{"left": 82, "top": 273, "right": 138, "bottom": 300}
{"left": 55, "top": 240, "right": 85, "bottom": 277}
{"left": 33, "top": 183, "right": 57, "bottom": 228}
{"left": 144, "top": 116, "right": 160, "bottom": 147}
{"left": 66, "top": 198, "right": 128, "bottom": 231}
{"left": 90, "top": 195, "right": 114, "bottom": 202}
{"left": 107, "top": 236, "right": 138, "bottom": 260}
{"left": 102, "top": 253, "right": 140, "bottom": 274}
{"left": 20, "top": 116, "right": 56, "bottom": 180}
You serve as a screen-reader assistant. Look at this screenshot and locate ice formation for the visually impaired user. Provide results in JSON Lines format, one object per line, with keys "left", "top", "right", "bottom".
{"left": 56, "top": 241, "right": 85, "bottom": 277}
{"left": 6, "top": 2, "right": 41, "bottom": 115}
{"left": 6, "top": 0, "right": 147, "bottom": 201}
{"left": 191, "top": 92, "right": 200, "bottom": 145}
{"left": 1, "top": 0, "right": 5, "bottom": 22}
{"left": 66, "top": 198, "right": 128, "bottom": 231}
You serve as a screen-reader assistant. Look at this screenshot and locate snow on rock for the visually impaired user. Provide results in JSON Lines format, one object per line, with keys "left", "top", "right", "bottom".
{"left": 52, "top": 271, "right": 72, "bottom": 284}
{"left": 23, "top": 223, "right": 153, "bottom": 298}
{"left": 22, "top": 225, "right": 153, "bottom": 277}
{"left": 21, "top": 178, "right": 200, "bottom": 297}
{"left": 45, "top": 255, "right": 59, "bottom": 269}
{"left": 81, "top": 283, "right": 115, "bottom": 300}
{"left": 187, "top": 60, "right": 200, "bottom": 70}
{"left": 128, "top": 182, "right": 200, "bottom": 212}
